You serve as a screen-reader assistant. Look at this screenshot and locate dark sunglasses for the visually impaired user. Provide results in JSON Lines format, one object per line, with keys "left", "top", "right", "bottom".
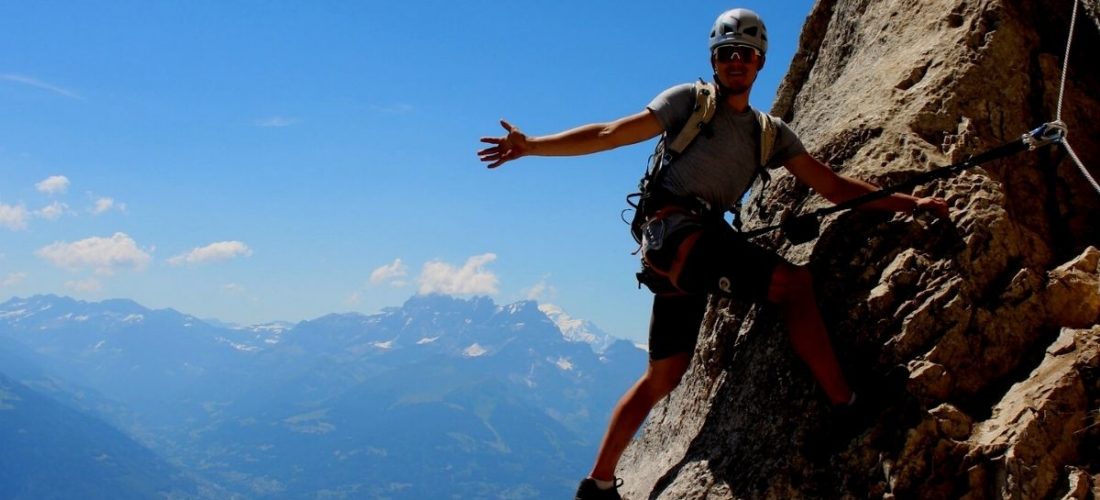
{"left": 712, "top": 45, "right": 761, "bottom": 62}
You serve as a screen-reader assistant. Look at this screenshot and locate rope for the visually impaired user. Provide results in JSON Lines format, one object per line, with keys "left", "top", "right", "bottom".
{"left": 1053, "top": 0, "right": 1099, "bottom": 197}
{"left": 1063, "top": 139, "right": 1100, "bottom": 195}
{"left": 1055, "top": 0, "right": 1080, "bottom": 122}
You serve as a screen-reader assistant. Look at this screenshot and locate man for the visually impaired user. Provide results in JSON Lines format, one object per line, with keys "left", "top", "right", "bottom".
{"left": 478, "top": 8, "right": 948, "bottom": 500}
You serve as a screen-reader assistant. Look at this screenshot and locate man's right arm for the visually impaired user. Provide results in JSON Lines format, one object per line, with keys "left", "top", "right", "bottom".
{"left": 478, "top": 110, "right": 664, "bottom": 168}
{"left": 528, "top": 110, "right": 664, "bottom": 157}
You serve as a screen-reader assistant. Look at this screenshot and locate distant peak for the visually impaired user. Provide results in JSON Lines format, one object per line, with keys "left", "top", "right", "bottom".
{"left": 501, "top": 300, "right": 540, "bottom": 314}
{"left": 403, "top": 293, "right": 497, "bottom": 312}
{"left": 538, "top": 303, "right": 617, "bottom": 353}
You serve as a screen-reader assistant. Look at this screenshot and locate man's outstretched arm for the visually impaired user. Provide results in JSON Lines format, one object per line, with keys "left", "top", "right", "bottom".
{"left": 477, "top": 110, "right": 663, "bottom": 169}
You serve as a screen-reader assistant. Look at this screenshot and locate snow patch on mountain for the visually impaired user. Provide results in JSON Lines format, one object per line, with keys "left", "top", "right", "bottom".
{"left": 233, "top": 321, "right": 294, "bottom": 346}
{"left": 57, "top": 312, "right": 88, "bottom": 322}
{"left": 501, "top": 302, "right": 533, "bottom": 315}
{"left": 216, "top": 337, "right": 260, "bottom": 352}
{"left": 539, "top": 304, "right": 616, "bottom": 353}
{"left": 121, "top": 314, "right": 144, "bottom": 324}
{"left": 0, "top": 309, "right": 28, "bottom": 320}
{"left": 463, "top": 343, "right": 487, "bottom": 357}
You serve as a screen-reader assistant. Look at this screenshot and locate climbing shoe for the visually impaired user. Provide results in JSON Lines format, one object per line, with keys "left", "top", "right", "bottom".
{"left": 803, "top": 364, "right": 912, "bottom": 460}
{"left": 574, "top": 477, "right": 624, "bottom": 500}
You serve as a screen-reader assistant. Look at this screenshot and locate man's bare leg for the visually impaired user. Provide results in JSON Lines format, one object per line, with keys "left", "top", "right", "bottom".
{"left": 588, "top": 352, "right": 691, "bottom": 481}
{"left": 768, "top": 263, "right": 853, "bottom": 405}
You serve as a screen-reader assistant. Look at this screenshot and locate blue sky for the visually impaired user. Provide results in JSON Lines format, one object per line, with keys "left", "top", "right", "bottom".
{"left": 1, "top": 1, "right": 814, "bottom": 344}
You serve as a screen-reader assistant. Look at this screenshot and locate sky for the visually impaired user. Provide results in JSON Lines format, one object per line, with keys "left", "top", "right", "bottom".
{"left": 0, "top": 0, "right": 815, "bottom": 344}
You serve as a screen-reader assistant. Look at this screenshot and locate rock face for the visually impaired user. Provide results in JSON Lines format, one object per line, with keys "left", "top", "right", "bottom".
{"left": 620, "top": 0, "right": 1100, "bottom": 498}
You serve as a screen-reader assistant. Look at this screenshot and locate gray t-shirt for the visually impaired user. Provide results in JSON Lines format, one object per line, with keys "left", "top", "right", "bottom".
{"left": 646, "top": 83, "right": 807, "bottom": 210}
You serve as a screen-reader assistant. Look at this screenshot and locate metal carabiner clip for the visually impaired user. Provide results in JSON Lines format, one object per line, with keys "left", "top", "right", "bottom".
{"left": 1022, "top": 121, "right": 1068, "bottom": 150}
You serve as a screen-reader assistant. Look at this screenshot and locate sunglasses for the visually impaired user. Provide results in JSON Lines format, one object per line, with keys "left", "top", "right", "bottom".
{"left": 712, "top": 45, "right": 761, "bottom": 63}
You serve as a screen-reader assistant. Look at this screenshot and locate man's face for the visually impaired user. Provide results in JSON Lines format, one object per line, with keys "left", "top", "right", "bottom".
{"left": 711, "top": 45, "right": 764, "bottom": 95}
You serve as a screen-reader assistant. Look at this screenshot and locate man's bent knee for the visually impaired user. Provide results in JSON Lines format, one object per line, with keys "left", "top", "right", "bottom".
{"left": 766, "top": 263, "right": 814, "bottom": 304}
{"left": 643, "top": 353, "right": 691, "bottom": 397}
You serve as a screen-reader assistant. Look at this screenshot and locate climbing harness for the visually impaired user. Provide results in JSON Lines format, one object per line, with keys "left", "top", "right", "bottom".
{"left": 624, "top": 80, "right": 780, "bottom": 246}
{"left": 623, "top": 80, "right": 782, "bottom": 293}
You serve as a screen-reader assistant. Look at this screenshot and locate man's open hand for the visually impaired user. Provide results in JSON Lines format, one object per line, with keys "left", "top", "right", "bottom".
{"left": 478, "top": 120, "right": 529, "bottom": 169}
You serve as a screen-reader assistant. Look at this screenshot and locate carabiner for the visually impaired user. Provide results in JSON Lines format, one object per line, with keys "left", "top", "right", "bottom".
{"left": 1022, "top": 121, "right": 1068, "bottom": 150}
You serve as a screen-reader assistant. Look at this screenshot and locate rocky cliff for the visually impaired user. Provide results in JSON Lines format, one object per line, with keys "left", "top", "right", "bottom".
{"left": 620, "top": 0, "right": 1100, "bottom": 498}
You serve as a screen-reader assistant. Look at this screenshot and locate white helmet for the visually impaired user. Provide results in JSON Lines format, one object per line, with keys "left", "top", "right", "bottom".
{"left": 709, "top": 8, "right": 768, "bottom": 55}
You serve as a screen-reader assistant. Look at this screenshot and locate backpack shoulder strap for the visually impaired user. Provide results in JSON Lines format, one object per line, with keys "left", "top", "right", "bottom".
{"left": 732, "top": 109, "right": 782, "bottom": 230}
{"left": 666, "top": 80, "right": 718, "bottom": 155}
{"left": 755, "top": 109, "right": 780, "bottom": 169}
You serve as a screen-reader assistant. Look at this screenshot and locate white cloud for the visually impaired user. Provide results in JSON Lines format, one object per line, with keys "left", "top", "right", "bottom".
{"left": 256, "top": 116, "right": 297, "bottom": 127}
{"left": 370, "top": 258, "right": 408, "bottom": 287}
{"left": 37, "top": 201, "right": 69, "bottom": 220}
{"left": 65, "top": 278, "right": 102, "bottom": 293}
{"left": 1, "top": 75, "right": 82, "bottom": 100}
{"left": 168, "top": 241, "right": 253, "bottom": 266}
{"left": 345, "top": 291, "right": 363, "bottom": 305}
{"left": 1, "top": 273, "right": 26, "bottom": 287}
{"left": 417, "top": 253, "right": 500, "bottom": 296}
{"left": 36, "top": 233, "right": 152, "bottom": 275}
{"left": 523, "top": 276, "right": 557, "bottom": 301}
{"left": 91, "top": 197, "right": 125, "bottom": 215}
{"left": 0, "top": 203, "right": 29, "bottom": 230}
{"left": 35, "top": 175, "right": 70, "bottom": 194}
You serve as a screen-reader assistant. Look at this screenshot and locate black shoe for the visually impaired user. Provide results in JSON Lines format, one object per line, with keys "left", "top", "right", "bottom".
{"left": 802, "top": 396, "right": 875, "bottom": 462}
{"left": 867, "top": 363, "right": 911, "bottom": 402}
{"left": 575, "top": 478, "right": 624, "bottom": 500}
{"left": 803, "top": 364, "right": 912, "bottom": 460}
{"left": 830, "top": 391, "right": 878, "bottom": 436}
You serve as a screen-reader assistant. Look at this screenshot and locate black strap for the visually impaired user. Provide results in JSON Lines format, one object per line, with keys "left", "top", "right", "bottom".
{"left": 741, "top": 129, "right": 1051, "bottom": 240}
{"left": 733, "top": 111, "right": 773, "bottom": 231}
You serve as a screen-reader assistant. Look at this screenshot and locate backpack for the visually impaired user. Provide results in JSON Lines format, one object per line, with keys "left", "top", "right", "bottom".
{"left": 627, "top": 80, "right": 782, "bottom": 244}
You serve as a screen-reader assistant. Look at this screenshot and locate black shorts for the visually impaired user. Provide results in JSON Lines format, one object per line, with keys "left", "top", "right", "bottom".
{"left": 647, "top": 221, "right": 784, "bottom": 360}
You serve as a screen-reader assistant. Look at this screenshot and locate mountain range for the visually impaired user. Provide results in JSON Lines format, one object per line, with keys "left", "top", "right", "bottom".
{"left": 0, "top": 294, "right": 646, "bottom": 498}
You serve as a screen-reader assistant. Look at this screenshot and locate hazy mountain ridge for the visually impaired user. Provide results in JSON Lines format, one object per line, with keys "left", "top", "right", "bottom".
{"left": 0, "top": 293, "right": 645, "bottom": 498}
{"left": 0, "top": 370, "right": 218, "bottom": 499}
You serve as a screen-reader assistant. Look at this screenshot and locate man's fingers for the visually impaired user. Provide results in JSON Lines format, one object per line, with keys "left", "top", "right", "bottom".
{"left": 477, "top": 145, "right": 503, "bottom": 156}
{"left": 480, "top": 120, "right": 520, "bottom": 169}
{"left": 915, "top": 198, "right": 950, "bottom": 219}
{"left": 483, "top": 150, "right": 519, "bottom": 168}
